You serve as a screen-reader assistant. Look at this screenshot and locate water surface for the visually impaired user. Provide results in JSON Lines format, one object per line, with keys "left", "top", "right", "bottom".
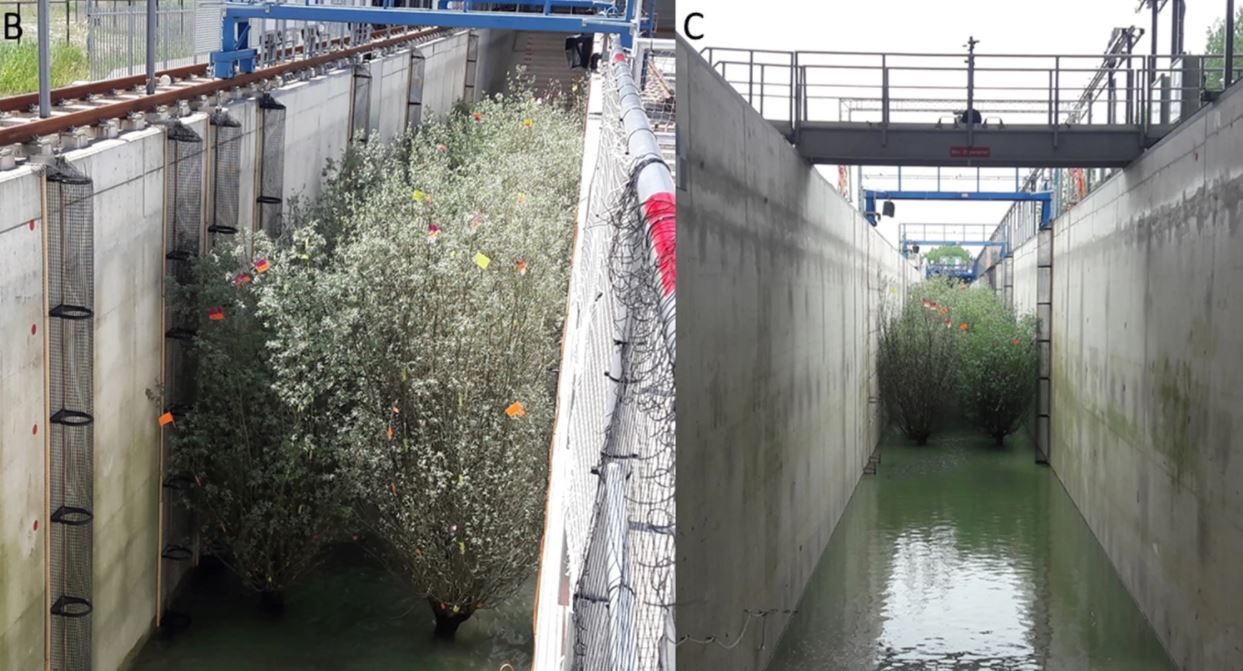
{"left": 768, "top": 428, "right": 1174, "bottom": 671}
{"left": 131, "top": 546, "right": 532, "bottom": 671}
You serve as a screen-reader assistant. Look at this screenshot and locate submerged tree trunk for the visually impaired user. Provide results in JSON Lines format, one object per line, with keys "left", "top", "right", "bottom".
{"left": 428, "top": 598, "right": 475, "bottom": 640}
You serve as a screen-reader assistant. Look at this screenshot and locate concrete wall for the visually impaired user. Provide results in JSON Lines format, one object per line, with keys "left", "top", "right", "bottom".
{"left": 474, "top": 29, "right": 515, "bottom": 100}
{"left": 74, "top": 123, "right": 171, "bottom": 671}
{"left": 677, "top": 39, "right": 914, "bottom": 671}
{"left": 0, "top": 28, "right": 520, "bottom": 670}
{"left": 1014, "top": 79, "right": 1243, "bottom": 669}
{"left": 1012, "top": 233, "right": 1038, "bottom": 316}
{"left": 418, "top": 32, "right": 472, "bottom": 119}
{"left": 0, "top": 166, "right": 48, "bottom": 671}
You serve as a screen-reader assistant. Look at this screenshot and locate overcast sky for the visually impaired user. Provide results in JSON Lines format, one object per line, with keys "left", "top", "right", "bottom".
{"left": 674, "top": 0, "right": 1229, "bottom": 252}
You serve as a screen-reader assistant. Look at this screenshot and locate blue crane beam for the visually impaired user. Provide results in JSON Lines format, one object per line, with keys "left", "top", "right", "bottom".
{"left": 446, "top": 0, "right": 616, "bottom": 9}
{"left": 901, "top": 239, "right": 1007, "bottom": 259}
{"left": 902, "top": 240, "right": 1006, "bottom": 247}
{"left": 213, "top": 2, "right": 639, "bottom": 78}
{"left": 863, "top": 188, "right": 1053, "bottom": 230}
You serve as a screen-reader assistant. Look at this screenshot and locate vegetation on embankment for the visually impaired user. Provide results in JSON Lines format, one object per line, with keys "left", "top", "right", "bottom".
{"left": 879, "top": 277, "right": 1038, "bottom": 445}
{"left": 170, "top": 85, "right": 583, "bottom": 638}
{"left": 0, "top": 41, "right": 87, "bottom": 96}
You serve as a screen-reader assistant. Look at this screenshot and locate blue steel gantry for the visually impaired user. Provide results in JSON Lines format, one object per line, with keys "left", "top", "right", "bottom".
{"left": 212, "top": 0, "right": 647, "bottom": 79}
{"left": 863, "top": 188, "right": 1053, "bottom": 228}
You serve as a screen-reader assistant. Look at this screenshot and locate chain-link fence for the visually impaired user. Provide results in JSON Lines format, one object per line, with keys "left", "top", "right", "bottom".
{"left": 535, "top": 37, "right": 676, "bottom": 671}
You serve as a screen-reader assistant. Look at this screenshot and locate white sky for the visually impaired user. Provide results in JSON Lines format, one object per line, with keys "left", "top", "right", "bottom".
{"left": 675, "top": 0, "right": 1228, "bottom": 252}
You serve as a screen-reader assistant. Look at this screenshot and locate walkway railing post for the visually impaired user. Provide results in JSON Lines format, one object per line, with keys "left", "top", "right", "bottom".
{"left": 1047, "top": 70, "right": 1054, "bottom": 125}
{"left": 1227, "top": 0, "right": 1236, "bottom": 86}
{"left": 789, "top": 51, "right": 798, "bottom": 132}
{"left": 1053, "top": 56, "right": 1061, "bottom": 125}
{"left": 881, "top": 55, "right": 889, "bottom": 145}
{"left": 747, "top": 49, "right": 754, "bottom": 106}
{"left": 758, "top": 63, "right": 766, "bottom": 117}
{"left": 965, "top": 40, "right": 976, "bottom": 145}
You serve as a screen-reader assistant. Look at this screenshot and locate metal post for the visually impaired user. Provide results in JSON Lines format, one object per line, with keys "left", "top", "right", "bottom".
{"left": 881, "top": 54, "right": 889, "bottom": 134}
{"left": 37, "top": 0, "right": 50, "bottom": 118}
{"left": 1227, "top": 0, "right": 1236, "bottom": 86}
{"left": 1172, "top": 0, "right": 1184, "bottom": 56}
{"left": 965, "top": 36, "right": 977, "bottom": 146}
{"left": 1053, "top": 56, "right": 1060, "bottom": 125}
{"left": 1108, "top": 69, "right": 1117, "bottom": 123}
{"left": 759, "top": 64, "right": 766, "bottom": 117}
{"left": 1150, "top": 0, "right": 1159, "bottom": 87}
{"left": 789, "top": 51, "right": 798, "bottom": 132}
{"left": 146, "top": 0, "right": 157, "bottom": 93}
{"left": 746, "top": 50, "right": 755, "bottom": 106}
{"left": 1125, "top": 34, "right": 1135, "bottom": 124}
{"left": 1047, "top": 69, "right": 1054, "bottom": 125}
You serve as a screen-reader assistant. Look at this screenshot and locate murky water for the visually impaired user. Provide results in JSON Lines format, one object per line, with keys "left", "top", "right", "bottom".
{"left": 768, "top": 428, "right": 1174, "bottom": 671}
{"left": 130, "top": 546, "right": 532, "bottom": 671}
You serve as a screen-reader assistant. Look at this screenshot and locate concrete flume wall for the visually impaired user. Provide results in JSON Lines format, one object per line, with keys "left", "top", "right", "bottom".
{"left": 0, "top": 166, "right": 48, "bottom": 671}
{"left": 1010, "top": 79, "right": 1243, "bottom": 669}
{"left": 0, "top": 28, "right": 512, "bottom": 670}
{"left": 1012, "top": 234, "right": 1038, "bottom": 316}
{"left": 677, "top": 39, "right": 915, "bottom": 671}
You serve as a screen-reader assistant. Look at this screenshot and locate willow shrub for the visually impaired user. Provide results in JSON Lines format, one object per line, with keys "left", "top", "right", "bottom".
{"left": 171, "top": 239, "right": 348, "bottom": 614}
{"left": 259, "top": 87, "right": 581, "bottom": 638}
{"left": 948, "top": 286, "right": 1039, "bottom": 444}
{"left": 877, "top": 296, "right": 959, "bottom": 444}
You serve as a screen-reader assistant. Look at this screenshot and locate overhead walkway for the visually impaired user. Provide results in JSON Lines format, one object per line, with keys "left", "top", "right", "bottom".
{"left": 702, "top": 45, "right": 1220, "bottom": 167}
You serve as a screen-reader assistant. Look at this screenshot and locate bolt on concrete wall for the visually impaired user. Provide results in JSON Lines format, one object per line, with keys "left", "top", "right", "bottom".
{"left": 676, "top": 38, "right": 916, "bottom": 671}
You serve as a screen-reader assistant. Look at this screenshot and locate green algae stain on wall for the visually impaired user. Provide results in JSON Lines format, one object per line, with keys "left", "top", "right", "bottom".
{"left": 1152, "top": 357, "right": 1207, "bottom": 487}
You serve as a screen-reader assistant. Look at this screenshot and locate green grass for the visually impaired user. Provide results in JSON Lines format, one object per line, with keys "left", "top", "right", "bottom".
{"left": 0, "top": 41, "right": 89, "bottom": 96}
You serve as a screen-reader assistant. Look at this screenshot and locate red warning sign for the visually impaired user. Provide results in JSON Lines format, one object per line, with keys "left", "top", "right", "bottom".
{"left": 950, "top": 146, "right": 991, "bottom": 158}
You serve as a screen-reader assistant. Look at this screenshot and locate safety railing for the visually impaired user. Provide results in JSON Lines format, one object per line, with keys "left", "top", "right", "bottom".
{"left": 703, "top": 46, "right": 1243, "bottom": 134}
{"left": 85, "top": 0, "right": 201, "bottom": 80}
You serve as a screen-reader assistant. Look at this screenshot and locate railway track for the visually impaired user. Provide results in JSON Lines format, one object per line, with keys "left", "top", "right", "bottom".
{"left": 0, "top": 26, "right": 449, "bottom": 168}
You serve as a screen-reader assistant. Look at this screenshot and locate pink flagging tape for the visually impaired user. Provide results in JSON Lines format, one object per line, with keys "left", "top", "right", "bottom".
{"left": 642, "top": 192, "right": 676, "bottom": 296}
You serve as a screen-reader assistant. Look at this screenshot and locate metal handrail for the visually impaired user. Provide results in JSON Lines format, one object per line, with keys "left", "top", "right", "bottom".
{"left": 707, "top": 47, "right": 1240, "bottom": 131}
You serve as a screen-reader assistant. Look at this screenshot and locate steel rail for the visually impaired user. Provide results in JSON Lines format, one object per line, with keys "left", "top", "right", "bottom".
{"left": 0, "top": 27, "right": 443, "bottom": 149}
{"left": 0, "top": 26, "right": 413, "bottom": 114}
{"left": 0, "top": 63, "right": 209, "bottom": 114}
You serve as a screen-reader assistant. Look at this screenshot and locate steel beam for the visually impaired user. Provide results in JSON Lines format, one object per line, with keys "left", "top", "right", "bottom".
{"left": 223, "top": 4, "right": 631, "bottom": 33}
{"left": 794, "top": 121, "right": 1167, "bottom": 168}
{"left": 458, "top": 0, "right": 613, "bottom": 7}
{"left": 214, "top": 3, "right": 636, "bottom": 77}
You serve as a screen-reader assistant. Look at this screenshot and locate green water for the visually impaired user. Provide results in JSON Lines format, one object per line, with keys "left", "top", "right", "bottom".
{"left": 768, "top": 428, "right": 1175, "bottom": 671}
{"left": 130, "top": 547, "right": 532, "bottom": 671}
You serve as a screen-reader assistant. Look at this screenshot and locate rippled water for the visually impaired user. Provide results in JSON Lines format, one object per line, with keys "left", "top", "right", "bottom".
{"left": 130, "top": 546, "right": 532, "bottom": 671}
{"left": 768, "top": 428, "right": 1174, "bottom": 671}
